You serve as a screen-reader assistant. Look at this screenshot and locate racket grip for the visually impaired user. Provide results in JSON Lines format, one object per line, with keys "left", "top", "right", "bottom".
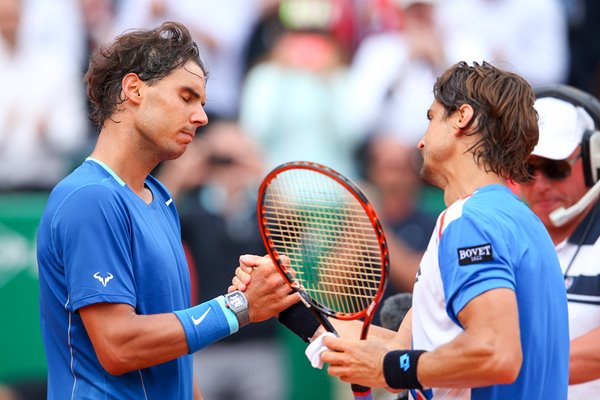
{"left": 351, "top": 383, "right": 374, "bottom": 399}
{"left": 314, "top": 311, "right": 338, "bottom": 336}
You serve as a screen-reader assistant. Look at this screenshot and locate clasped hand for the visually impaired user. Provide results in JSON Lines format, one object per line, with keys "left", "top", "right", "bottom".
{"left": 228, "top": 254, "right": 299, "bottom": 322}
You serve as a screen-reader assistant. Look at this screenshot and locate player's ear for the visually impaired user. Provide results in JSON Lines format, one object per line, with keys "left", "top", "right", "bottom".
{"left": 456, "top": 104, "right": 474, "bottom": 129}
{"left": 454, "top": 103, "right": 474, "bottom": 135}
{"left": 121, "top": 73, "right": 143, "bottom": 104}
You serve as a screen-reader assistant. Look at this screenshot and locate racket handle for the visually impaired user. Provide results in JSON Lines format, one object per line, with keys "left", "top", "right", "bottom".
{"left": 313, "top": 311, "right": 338, "bottom": 335}
{"left": 351, "top": 384, "right": 374, "bottom": 400}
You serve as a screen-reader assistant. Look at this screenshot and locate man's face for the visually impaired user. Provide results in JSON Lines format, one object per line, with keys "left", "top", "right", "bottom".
{"left": 417, "top": 100, "right": 456, "bottom": 189}
{"left": 134, "top": 60, "right": 208, "bottom": 160}
{"left": 520, "top": 147, "right": 588, "bottom": 231}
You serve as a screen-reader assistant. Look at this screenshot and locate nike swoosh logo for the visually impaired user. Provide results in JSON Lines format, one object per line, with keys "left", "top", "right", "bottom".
{"left": 191, "top": 308, "right": 211, "bottom": 326}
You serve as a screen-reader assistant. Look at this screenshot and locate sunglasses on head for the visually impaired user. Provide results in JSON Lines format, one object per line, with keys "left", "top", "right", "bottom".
{"left": 526, "top": 152, "right": 581, "bottom": 181}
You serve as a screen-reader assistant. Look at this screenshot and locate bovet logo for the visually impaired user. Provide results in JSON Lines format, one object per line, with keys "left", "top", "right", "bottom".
{"left": 457, "top": 243, "right": 493, "bottom": 266}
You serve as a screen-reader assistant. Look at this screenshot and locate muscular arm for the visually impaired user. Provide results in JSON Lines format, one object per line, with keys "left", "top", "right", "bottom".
{"left": 80, "top": 303, "right": 188, "bottom": 375}
{"left": 321, "top": 289, "right": 521, "bottom": 389}
{"left": 569, "top": 326, "right": 600, "bottom": 384}
{"left": 417, "top": 288, "right": 522, "bottom": 388}
{"left": 80, "top": 256, "right": 297, "bottom": 376}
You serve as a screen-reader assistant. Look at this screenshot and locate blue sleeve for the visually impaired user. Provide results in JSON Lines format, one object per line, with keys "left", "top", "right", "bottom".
{"left": 438, "top": 211, "right": 516, "bottom": 327}
{"left": 53, "top": 185, "right": 137, "bottom": 311}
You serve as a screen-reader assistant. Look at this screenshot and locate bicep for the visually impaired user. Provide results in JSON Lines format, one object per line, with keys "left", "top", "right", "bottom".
{"left": 79, "top": 303, "right": 138, "bottom": 357}
{"left": 79, "top": 303, "right": 187, "bottom": 375}
{"left": 418, "top": 288, "right": 522, "bottom": 388}
{"left": 455, "top": 287, "right": 522, "bottom": 380}
{"left": 457, "top": 287, "right": 521, "bottom": 350}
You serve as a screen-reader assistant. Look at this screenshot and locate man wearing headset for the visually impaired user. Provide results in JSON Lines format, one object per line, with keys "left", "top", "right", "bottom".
{"left": 520, "top": 85, "right": 600, "bottom": 399}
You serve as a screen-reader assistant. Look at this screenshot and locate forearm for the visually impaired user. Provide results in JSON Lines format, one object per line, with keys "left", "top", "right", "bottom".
{"left": 119, "top": 313, "right": 190, "bottom": 369}
{"left": 365, "top": 323, "right": 407, "bottom": 345}
{"left": 81, "top": 297, "right": 238, "bottom": 375}
{"left": 85, "top": 309, "right": 190, "bottom": 375}
{"left": 569, "top": 327, "right": 600, "bottom": 384}
{"left": 417, "top": 329, "right": 521, "bottom": 388}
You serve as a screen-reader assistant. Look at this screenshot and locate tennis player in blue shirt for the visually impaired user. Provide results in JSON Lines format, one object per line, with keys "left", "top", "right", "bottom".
{"left": 320, "top": 61, "right": 570, "bottom": 399}
{"left": 233, "top": 62, "right": 570, "bottom": 400}
{"left": 37, "top": 21, "right": 299, "bottom": 400}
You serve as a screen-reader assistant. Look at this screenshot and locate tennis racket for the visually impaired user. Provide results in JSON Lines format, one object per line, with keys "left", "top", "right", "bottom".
{"left": 257, "top": 161, "right": 389, "bottom": 400}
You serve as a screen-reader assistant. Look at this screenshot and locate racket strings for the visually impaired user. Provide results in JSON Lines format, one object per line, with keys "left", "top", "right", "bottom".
{"left": 263, "top": 169, "right": 383, "bottom": 315}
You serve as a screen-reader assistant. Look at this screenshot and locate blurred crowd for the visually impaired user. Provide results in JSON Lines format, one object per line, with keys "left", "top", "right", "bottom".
{"left": 1, "top": 0, "right": 599, "bottom": 399}
{"left": 0, "top": 0, "right": 597, "bottom": 191}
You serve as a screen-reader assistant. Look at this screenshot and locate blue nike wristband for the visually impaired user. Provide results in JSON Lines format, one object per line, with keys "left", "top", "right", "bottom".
{"left": 174, "top": 296, "right": 238, "bottom": 354}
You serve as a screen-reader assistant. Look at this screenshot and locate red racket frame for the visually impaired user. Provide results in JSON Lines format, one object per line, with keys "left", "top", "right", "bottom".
{"left": 257, "top": 161, "right": 389, "bottom": 338}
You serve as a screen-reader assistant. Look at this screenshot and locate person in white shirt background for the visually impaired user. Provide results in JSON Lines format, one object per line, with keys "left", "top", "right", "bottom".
{"left": 519, "top": 84, "right": 600, "bottom": 399}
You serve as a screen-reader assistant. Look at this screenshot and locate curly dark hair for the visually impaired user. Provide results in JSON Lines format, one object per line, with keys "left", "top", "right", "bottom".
{"left": 84, "top": 21, "right": 207, "bottom": 129}
{"left": 433, "top": 61, "right": 539, "bottom": 184}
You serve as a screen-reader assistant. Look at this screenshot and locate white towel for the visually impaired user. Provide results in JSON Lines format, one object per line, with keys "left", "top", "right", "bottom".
{"left": 305, "top": 331, "right": 337, "bottom": 369}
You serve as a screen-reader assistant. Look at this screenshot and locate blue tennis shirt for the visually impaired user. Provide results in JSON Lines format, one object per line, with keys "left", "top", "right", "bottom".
{"left": 411, "top": 184, "right": 569, "bottom": 399}
{"left": 37, "top": 159, "right": 193, "bottom": 399}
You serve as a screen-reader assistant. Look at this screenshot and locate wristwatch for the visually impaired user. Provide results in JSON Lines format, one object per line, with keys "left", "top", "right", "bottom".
{"left": 224, "top": 291, "right": 250, "bottom": 327}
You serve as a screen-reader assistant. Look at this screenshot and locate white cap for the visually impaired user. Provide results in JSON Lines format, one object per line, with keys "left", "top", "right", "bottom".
{"left": 532, "top": 97, "right": 595, "bottom": 160}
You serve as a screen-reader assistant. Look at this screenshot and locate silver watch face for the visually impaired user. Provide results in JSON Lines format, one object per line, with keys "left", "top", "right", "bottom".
{"left": 228, "top": 292, "right": 247, "bottom": 311}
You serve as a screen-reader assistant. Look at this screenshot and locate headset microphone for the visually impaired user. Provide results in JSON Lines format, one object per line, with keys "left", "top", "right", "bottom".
{"left": 550, "top": 179, "right": 600, "bottom": 227}
{"left": 534, "top": 84, "right": 600, "bottom": 227}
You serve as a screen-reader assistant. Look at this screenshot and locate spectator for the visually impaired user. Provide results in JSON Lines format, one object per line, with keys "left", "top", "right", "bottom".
{"left": 0, "top": 0, "right": 88, "bottom": 190}
{"left": 240, "top": 24, "right": 358, "bottom": 177}
{"left": 519, "top": 85, "right": 600, "bottom": 398}
{"left": 436, "top": 0, "right": 568, "bottom": 87}
{"left": 345, "top": 0, "right": 486, "bottom": 145}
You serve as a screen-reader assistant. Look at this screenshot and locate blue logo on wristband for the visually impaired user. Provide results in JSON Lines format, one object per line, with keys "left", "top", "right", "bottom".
{"left": 400, "top": 353, "right": 410, "bottom": 371}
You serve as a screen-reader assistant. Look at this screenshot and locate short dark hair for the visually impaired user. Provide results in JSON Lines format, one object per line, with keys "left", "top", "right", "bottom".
{"left": 85, "top": 21, "right": 207, "bottom": 128}
{"left": 434, "top": 61, "right": 538, "bottom": 184}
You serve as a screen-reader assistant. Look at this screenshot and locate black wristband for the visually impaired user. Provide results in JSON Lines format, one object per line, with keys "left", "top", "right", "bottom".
{"left": 278, "top": 302, "right": 321, "bottom": 343}
{"left": 383, "top": 350, "right": 426, "bottom": 390}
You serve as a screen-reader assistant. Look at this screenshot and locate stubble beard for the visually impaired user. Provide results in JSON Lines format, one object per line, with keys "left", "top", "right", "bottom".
{"left": 420, "top": 160, "right": 441, "bottom": 189}
{"left": 419, "top": 158, "right": 446, "bottom": 190}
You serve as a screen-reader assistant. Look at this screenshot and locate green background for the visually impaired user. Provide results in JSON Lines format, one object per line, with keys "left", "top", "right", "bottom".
{"left": 0, "top": 193, "right": 48, "bottom": 385}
